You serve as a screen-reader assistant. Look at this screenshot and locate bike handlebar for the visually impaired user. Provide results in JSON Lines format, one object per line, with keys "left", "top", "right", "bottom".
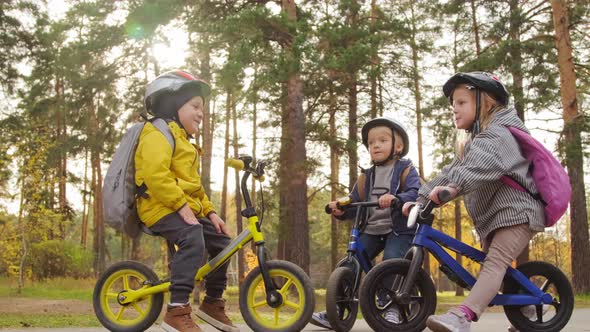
{"left": 226, "top": 158, "right": 245, "bottom": 171}
{"left": 407, "top": 189, "right": 453, "bottom": 228}
{"left": 324, "top": 200, "right": 391, "bottom": 215}
{"left": 226, "top": 157, "right": 265, "bottom": 182}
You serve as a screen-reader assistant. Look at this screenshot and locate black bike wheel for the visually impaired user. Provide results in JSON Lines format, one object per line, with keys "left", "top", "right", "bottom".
{"left": 359, "top": 258, "right": 436, "bottom": 332}
{"left": 93, "top": 261, "right": 164, "bottom": 332}
{"left": 503, "top": 261, "right": 574, "bottom": 332}
{"left": 239, "top": 260, "right": 315, "bottom": 332}
{"left": 326, "top": 266, "right": 358, "bottom": 332}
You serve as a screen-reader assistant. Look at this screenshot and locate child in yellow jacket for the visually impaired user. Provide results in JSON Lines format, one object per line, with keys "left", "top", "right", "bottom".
{"left": 135, "top": 70, "right": 237, "bottom": 332}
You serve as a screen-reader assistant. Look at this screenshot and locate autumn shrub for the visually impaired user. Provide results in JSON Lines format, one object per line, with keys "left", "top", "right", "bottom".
{"left": 30, "top": 240, "right": 93, "bottom": 279}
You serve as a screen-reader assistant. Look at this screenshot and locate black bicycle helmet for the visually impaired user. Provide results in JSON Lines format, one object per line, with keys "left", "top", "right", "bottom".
{"left": 443, "top": 72, "right": 509, "bottom": 135}
{"left": 443, "top": 71, "right": 509, "bottom": 105}
{"left": 361, "top": 117, "right": 410, "bottom": 157}
{"left": 144, "top": 70, "right": 211, "bottom": 117}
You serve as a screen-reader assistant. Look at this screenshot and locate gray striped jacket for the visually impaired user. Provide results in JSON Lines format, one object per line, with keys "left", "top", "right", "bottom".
{"left": 419, "top": 107, "right": 545, "bottom": 241}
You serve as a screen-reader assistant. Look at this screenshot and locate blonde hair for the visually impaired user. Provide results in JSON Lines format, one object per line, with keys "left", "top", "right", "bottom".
{"left": 455, "top": 87, "right": 501, "bottom": 158}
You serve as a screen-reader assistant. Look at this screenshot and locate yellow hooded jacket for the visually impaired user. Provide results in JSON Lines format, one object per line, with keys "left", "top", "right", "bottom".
{"left": 134, "top": 121, "right": 215, "bottom": 227}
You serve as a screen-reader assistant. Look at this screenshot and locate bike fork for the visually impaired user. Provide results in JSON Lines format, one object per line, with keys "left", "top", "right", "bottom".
{"left": 256, "top": 243, "right": 283, "bottom": 308}
{"left": 395, "top": 246, "right": 424, "bottom": 305}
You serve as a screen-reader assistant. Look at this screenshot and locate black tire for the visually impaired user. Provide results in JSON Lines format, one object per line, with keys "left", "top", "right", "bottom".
{"left": 93, "top": 261, "right": 164, "bottom": 332}
{"left": 503, "top": 261, "right": 574, "bottom": 332}
{"left": 326, "top": 267, "right": 358, "bottom": 332}
{"left": 359, "top": 259, "right": 436, "bottom": 332}
{"left": 239, "top": 260, "right": 315, "bottom": 332}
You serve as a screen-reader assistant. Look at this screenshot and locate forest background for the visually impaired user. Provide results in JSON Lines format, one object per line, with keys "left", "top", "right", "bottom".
{"left": 1, "top": 0, "right": 590, "bottom": 300}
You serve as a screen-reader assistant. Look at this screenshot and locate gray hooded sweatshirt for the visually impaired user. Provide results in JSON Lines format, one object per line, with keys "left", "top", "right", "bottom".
{"left": 419, "top": 107, "right": 545, "bottom": 241}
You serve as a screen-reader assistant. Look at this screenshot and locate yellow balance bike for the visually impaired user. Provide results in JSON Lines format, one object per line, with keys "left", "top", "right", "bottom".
{"left": 93, "top": 155, "right": 315, "bottom": 332}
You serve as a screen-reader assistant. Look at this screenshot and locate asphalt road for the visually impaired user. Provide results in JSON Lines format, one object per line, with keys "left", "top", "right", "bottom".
{"left": 1, "top": 308, "right": 589, "bottom": 332}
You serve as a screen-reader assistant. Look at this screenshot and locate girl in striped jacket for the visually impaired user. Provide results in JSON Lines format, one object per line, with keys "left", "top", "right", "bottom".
{"left": 402, "top": 72, "right": 545, "bottom": 332}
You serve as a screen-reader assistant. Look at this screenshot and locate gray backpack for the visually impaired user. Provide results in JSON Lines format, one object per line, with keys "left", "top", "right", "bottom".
{"left": 102, "top": 118, "right": 175, "bottom": 237}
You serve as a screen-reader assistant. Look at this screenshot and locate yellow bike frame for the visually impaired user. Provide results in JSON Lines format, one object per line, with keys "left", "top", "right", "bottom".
{"left": 118, "top": 158, "right": 265, "bottom": 305}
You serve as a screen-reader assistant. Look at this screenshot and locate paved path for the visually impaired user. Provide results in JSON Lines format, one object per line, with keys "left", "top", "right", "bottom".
{"left": 2, "top": 308, "right": 589, "bottom": 332}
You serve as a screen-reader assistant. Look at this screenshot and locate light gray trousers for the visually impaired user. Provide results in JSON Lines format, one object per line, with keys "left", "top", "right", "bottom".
{"left": 463, "top": 223, "right": 532, "bottom": 319}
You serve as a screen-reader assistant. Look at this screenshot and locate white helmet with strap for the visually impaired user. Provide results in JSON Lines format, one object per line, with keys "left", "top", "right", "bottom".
{"left": 144, "top": 70, "right": 211, "bottom": 118}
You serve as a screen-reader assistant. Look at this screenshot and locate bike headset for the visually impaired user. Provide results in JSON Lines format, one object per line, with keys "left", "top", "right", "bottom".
{"left": 144, "top": 70, "right": 211, "bottom": 130}
{"left": 442, "top": 71, "right": 510, "bottom": 136}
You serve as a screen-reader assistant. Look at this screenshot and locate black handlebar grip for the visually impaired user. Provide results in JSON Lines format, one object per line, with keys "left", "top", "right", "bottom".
{"left": 438, "top": 189, "right": 453, "bottom": 203}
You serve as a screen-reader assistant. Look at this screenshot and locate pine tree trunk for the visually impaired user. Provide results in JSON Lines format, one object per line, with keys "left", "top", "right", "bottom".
{"left": 551, "top": 0, "right": 590, "bottom": 294}
{"left": 369, "top": 0, "right": 379, "bottom": 119}
{"left": 249, "top": 70, "right": 258, "bottom": 261}
{"left": 90, "top": 105, "right": 105, "bottom": 275}
{"left": 346, "top": 78, "right": 357, "bottom": 238}
{"left": 509, "top": 0, "right": 526, "bottom": 122}
{"left": 469, "top": 0, "right": 481, "bottom": 55}
{"left": 378, "top": 73, "right": 384, "bottom": 117}
{"left": 279, "top": 0, "right": 310, "bottom": 272}
{"left": 200, "top": 33, "right": 213, "bottom": 197}
{"left": 131, "top": 235, "right": 142, "bottom": 261}
{"left": 55, "top": 75, "right": 68, "bottom": 239}
{"left": 329, "top": 82, "right": 340, "bottom": 271}
{"left": 348, "top": 80, "right": 358, "bottom": 191}
{"left": 221, "top": 90, "right": 231, "bottom": 221}
{"left": 232, "top": 96, "right": 245, "bottom": 284}
{"left": 17, "top": 164, "right": 27, "bottom": 293}
{"left": 92, "top": 148, "right": 106, "bottom": 275}
{"left": 251, "top": 68, "right": 258, "bottom": 204}
{"left": 410, "top": 1, "right": 428, "bottom": 274}
{"left": 277, "top": 84, "right": 288, "bottom": 261}
{"left": 81, "top": 148, "right": 89, "bottom": 247}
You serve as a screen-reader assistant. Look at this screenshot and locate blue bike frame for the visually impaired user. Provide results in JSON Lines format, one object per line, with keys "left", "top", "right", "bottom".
{"left": 334, "top": 202, "right": 380, "bottom": 293}
{"left": 403, "top": 223, "right": 553, "bottom": 306}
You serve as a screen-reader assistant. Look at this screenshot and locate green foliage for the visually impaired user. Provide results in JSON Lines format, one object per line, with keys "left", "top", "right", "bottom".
{"left": 0, "top": 214, "right": 20, "bottom": 277}
{"left": 29, "top": 240, "right": 93, "bottom": 280}
{"left": 0, "top": 1, "right": 40, "bottom": 93}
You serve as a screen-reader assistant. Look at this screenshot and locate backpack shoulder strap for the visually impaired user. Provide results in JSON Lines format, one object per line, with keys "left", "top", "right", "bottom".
{"left": 151, "top": 118, "right": 176, "bottom": 152}
{"left": 400, "top": 165, "right": 411, "bottom": 192}
{"left": 357, "top": 172, "right": 367, "bottom": 202}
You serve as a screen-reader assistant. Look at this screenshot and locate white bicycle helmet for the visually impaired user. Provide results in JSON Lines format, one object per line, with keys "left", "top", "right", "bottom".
{"left": 144, "top": 70, "right": 211, "bottom": 117}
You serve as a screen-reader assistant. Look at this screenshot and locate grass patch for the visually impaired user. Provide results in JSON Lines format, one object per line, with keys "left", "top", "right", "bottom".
{"left": 0, "top": 277, "right": 94, "bottom": 301}
{"left": 0, "top": 314, "right": 101, "bottom": 328}
{"left": 575, "top": 293, "right": 590, "bottom": 307}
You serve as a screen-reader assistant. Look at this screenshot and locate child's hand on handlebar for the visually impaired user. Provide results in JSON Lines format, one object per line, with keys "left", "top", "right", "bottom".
{"left": 378, "top": 194, "right": 397, "bottom": 209}
{"left": 428, "top": 186, "right": 458, "bottom": 205}
{"left": 402, "top": 202, "right": 416, "bottom": 217}
{"left": 327, "top": 201, "right": 345, "bottom": 216}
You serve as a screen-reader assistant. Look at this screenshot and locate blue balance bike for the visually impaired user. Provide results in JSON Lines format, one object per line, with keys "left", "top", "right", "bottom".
{"left": 359, "top": 190, "right": 574, "bottom": 332}
{"left": 321, "top": 191, "right": 392, "bottom": 332}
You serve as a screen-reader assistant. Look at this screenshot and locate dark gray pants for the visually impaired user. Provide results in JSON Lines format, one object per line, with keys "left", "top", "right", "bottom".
{"left": 149, "top": 213, "right": 231, "bottom": 303}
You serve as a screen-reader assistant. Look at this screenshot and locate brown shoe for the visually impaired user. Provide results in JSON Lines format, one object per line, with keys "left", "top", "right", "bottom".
{"left": 196, "top": 296, "right": 239, "bottom": 332}
{"left": 161, "top": 304, "right": 203, "bottom": 332}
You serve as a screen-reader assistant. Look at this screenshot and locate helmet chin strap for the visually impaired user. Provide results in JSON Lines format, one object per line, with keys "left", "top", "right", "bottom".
{"left": 468, "top": 88, "right": 481, "bottom": 137}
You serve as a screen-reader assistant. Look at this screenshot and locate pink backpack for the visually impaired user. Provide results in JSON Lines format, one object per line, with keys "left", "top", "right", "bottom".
{"left": 500, "top": 127, "right": 571, "bottom": 227}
